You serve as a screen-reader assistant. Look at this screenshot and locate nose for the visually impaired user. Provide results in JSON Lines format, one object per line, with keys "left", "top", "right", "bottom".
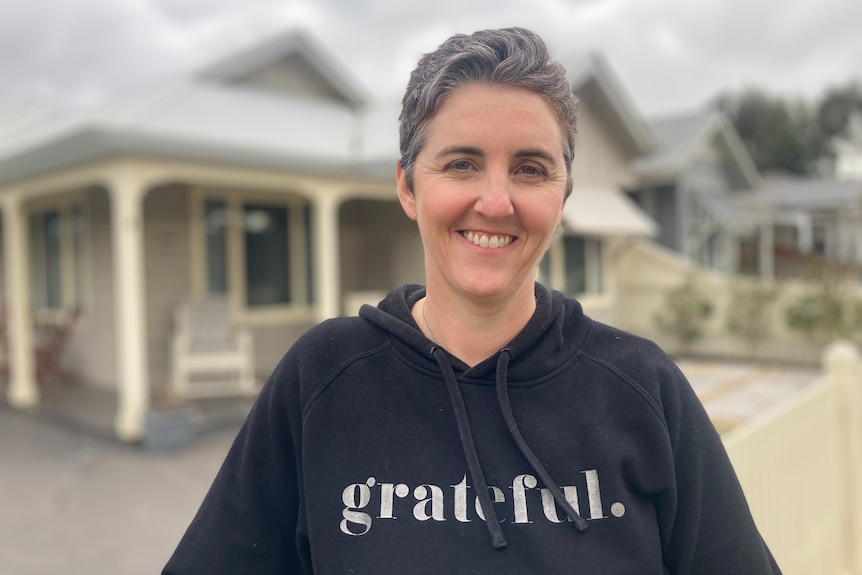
{"left": 474, "top": 171, "right": 515, "bottom": 220}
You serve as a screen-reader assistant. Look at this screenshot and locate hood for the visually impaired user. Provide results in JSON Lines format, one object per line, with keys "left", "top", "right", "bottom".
{"left": 359, "top": 283, "right": 592, "bottom": 383}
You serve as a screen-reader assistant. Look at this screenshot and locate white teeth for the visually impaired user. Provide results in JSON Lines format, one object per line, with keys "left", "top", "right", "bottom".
{"left": 464, "top": 231, "right": 513, "bottom": 248}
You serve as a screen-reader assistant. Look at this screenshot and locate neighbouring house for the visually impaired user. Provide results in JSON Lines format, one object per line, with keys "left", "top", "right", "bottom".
{"left": 540, "top": 52, "right": 658, "bottom": 325}
{"left": 626, "top": 109, "right": 775, "bottom": 276}
{"left": 833, "top": 111, "right": 862, "bottom": 180}
{"left": 0, "top": 28, "right": 656, "bottom": 441}
{"left": 741, "top": 173, "right": 862, "bottom": 279}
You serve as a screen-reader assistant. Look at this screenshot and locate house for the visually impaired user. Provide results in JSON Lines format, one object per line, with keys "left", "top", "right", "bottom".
{"left": 0, "top": 29, "right": 656, "bottom": 442}
{"left": 627, "top": 109, "right": 774, "bottom": 275}
{"left": 743, "top": 173, "right": 862, "bottom": 278}
{"left": 539, "top": 52, "right": 658, "bottom": 325}
{"left": 833, "top": 111, "right": 862, "bottom": 180}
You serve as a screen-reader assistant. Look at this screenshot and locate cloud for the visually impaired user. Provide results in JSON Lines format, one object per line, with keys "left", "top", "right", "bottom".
{"left": 0, "top": 0, "right": 193, "bottom": 105}
{"left": 0, "top": 0, "right": 860, "bottom": 116}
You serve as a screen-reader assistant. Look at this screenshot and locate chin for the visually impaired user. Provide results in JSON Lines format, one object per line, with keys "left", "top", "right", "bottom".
{"left": 455, "top": 275, "right": 528, "bottom": 301}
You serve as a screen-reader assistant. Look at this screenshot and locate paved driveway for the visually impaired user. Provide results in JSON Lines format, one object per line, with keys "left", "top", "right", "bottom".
{"left": 0, "top": 408, "right": 239, "bottom": 575}
{"left": 676, "top": 359, "right": 818, "bottom": 432}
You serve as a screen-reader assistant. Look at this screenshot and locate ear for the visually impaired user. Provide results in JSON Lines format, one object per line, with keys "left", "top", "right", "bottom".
{"left": 396, "top": 162, "right": 417, "bottom": 220}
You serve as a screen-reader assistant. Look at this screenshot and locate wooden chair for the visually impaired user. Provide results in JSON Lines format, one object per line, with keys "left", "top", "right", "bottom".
{"left": 34, "top": 309, "right": 80, "bottom": 385}
{"left": 170, "top": 297, "right": 257, "bottom": 399}
{"left": 0, "top": 307, "right": 79, "bottom": 385}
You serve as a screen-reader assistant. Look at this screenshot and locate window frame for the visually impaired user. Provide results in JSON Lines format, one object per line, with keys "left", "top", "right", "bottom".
{"left": 540, "top": 234, "right": 605, "bottom": 297}
{"left": 190, "top": 189, "right": 315, "bottom": 325}
{"left": 26, "top": 194, "right": 92, "bottom": 318}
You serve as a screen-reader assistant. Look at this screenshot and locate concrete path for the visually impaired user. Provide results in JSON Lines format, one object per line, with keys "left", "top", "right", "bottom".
{"left": 677, "top": 359, "right": 819, "bottom": 432}
{"left": 0, "top": 359, "right": 820, "bottom": 575}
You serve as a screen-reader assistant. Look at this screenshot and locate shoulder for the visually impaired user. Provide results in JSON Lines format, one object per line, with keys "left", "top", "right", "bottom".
{"left": 576, "top": 319, "right": 691, "bottom": 421}
{"left": 267, "top": 315, "right": 391, "bottom": 402}
{"left": 294, "top": 315, "right": 385, "bottom": 352}
{"left": 580, "top": 320, "right": 677, "bottom": 376}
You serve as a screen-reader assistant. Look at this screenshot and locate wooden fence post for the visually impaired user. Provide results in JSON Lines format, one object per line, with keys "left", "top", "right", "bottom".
{"left": 824, "top": 340, "right": 862, "bottom": 574}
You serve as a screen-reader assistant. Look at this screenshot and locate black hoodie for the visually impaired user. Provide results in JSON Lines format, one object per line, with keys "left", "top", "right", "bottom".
{"left": 164, "top": 284, "right": 782, "bottom": 574}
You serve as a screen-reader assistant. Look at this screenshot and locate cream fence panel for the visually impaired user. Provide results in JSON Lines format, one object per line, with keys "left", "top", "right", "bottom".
{"left": 723, "top": 342, "right": 862, "bottom": 575}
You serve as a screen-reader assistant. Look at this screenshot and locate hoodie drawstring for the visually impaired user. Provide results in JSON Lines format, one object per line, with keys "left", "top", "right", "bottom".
{"left": 432, "top": 347, "right": 508, "bottom": 549}
{"left": 495, "top": 350, "right": 589, "bottom": 532}
{"left": 432, "top": 347, "right": 589, "bottom": 550}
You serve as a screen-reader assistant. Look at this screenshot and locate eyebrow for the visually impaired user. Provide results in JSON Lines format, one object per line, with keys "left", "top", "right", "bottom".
{"left": 435, "top": 146, "right": 559, "bottom": 167}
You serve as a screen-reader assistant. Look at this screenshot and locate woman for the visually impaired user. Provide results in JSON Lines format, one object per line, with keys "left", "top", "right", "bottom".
{"left": 164, "top": 28, "right": 781, "bottom": 574}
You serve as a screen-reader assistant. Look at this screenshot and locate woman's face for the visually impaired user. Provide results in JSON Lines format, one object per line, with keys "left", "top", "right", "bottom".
{"left": 397, "top": 83, "right": 567, "bottom": 304}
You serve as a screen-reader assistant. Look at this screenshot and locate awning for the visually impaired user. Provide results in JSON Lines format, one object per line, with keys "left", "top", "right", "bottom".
{"left": 562, "top": 186, "right": 658, "bottom": 237}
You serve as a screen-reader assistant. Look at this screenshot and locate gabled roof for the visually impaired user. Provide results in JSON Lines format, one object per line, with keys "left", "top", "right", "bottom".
{"left": 195, "top": 28, "right": 368, "bottom": 109}
{"left": 634, "top": 108, "right": 761, "bottom": 189}
{"left": 565, "top": 52, "right": 654, "bottom": 156}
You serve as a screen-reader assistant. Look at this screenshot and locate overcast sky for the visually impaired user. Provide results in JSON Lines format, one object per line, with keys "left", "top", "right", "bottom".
{"left": 2, "top": 0, "right": 861, "bottom": 118}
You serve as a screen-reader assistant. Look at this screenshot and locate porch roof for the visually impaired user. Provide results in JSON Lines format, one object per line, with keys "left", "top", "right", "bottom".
{"left": 754, "top": 174, "right": 862, "bottom": 210}
{"left": 0, "top": 82, "right": 401, "bottom": 185}
{"left": 562, "top": 186, "right": 658, "bottom": 237}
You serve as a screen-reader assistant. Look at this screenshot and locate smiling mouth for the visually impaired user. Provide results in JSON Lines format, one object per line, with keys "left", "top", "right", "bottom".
{"left": 462, "top": 231, "right": 514, "bottom": 249}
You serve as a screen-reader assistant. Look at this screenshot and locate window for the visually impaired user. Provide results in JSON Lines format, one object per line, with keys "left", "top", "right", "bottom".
{"left": 539, "top": 235, "right": 604, "bottom": 296}
{"left": 29, "top": 204, "right": 86, "bottom": 311}
{"left": 205, "top": 200, "right": 228, "bottom": 294}
{"left": 201, "top": 195, "right": 313, "bottom": 309}
{"left": 244, "top": 203, "right": 291, "bottom": 306}
{"left": 566, "top": 236, "right": 603, "bottom": 295}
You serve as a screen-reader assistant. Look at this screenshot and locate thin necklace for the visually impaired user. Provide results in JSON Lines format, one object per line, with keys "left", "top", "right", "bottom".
{"left": 421, "top": 298, "right": 439, "bottom": 345}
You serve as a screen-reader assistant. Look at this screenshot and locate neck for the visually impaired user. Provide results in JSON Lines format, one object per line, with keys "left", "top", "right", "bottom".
{"left": 416, "top": 284, "right": 536, "bottom": 367}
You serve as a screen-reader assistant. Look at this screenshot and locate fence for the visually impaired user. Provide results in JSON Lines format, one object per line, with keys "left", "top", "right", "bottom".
{"left": 723, "top": 341, "right": 862, "bottom": 575}
{"left": 615, "top": 240, "right": 862, "bottom": 366}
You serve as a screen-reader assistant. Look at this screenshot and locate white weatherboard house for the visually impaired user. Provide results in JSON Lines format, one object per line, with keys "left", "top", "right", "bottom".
{"left": 0, "top": 29, "right": 656, "bottom": 441}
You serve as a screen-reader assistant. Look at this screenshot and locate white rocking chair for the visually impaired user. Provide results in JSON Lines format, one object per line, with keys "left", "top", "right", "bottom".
{"left": 170, "top": 297, "right": 258, "bottom": 399}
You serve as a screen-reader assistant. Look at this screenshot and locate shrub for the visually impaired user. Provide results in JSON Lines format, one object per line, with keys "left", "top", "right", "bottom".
{"left": 654, "top": 277, "right": 714, "bottom": 349}
{"left": 783, "top": 279, "right": 859, "bottom": 344}
{"left": 725, "top": 279, "right": 779, "bottom": 351}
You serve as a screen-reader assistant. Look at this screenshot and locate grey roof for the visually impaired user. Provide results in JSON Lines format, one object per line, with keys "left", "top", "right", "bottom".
{"left": 565, "top": 52, "right": 654, "bottom": 155}
{"left": 634, "top": 110, "right": 713, "bottom": 177}
{"left": 195, "top": 27, "right": 369, "bottom": 109}
{"left": 634, "top": 109, "right": 760, "bottom": 189}
{"left": 0, "top": 29, "right": 400, "bottom": 186}
{"left": 0, "top": 30, "right": 654, "bottom": 189}
{"left": 754, "top": 174, "right": 862, "bottom": 210}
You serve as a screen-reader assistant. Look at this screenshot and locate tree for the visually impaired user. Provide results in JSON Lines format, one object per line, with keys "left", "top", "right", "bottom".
{"left": 818, "top": 81, "right": 862, "bottom": 140}
{"left": 715, "top": 80, "right": 862, "bottom": 177}
{"left": 715, "top": 88, "right": 830, "bottom": 176}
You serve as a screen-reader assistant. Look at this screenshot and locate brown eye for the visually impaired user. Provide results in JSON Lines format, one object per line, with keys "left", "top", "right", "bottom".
{"left": 517, "top": 164, "right": 545, "bottom": 176}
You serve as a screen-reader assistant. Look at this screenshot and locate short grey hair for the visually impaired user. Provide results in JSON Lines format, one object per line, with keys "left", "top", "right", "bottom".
{"left": 399, "top": 27, "right": 578, "bottom": 197}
